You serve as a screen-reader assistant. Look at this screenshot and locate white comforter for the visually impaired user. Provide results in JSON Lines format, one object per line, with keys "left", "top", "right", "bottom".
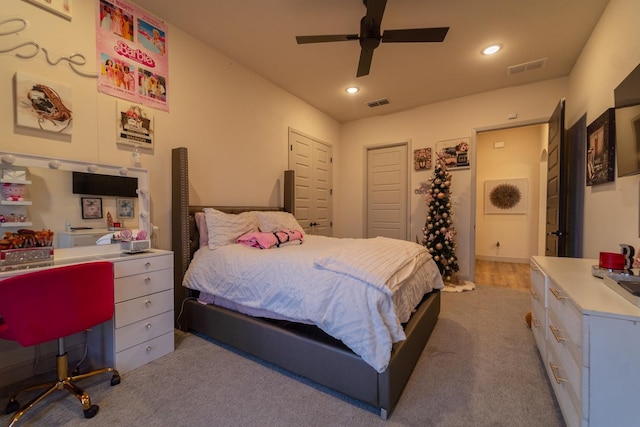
{"left": 182, "top": 235, "right": 443, "bottom": 372}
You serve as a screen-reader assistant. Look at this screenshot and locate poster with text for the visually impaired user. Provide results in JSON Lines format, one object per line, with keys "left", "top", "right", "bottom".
{"left": 96, "top": 0, "right": 168, "bottom": 111}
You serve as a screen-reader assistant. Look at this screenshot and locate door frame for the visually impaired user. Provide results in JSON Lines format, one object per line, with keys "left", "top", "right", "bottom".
{"left": 470, "top": 117, "right": 549, "bottom": 281}
{"left": 363, "top": 141, "right": 411, "bottom": 240}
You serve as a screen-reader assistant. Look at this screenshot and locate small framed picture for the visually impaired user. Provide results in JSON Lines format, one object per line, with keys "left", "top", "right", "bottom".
{"left": 81, "top": 197, "right": 103, "bottom": 219}
{"left": 116, "top": 198, "right": 135, "bottom": 219}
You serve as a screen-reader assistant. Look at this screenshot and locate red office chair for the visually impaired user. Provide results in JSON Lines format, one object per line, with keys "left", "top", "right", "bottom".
{"left": 0, "top": 261, "right": 121, "bottom": 426}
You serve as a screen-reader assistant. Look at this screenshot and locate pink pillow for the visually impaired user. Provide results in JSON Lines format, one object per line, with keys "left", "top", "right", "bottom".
{"left": 195, "top": 212, "right": 209, "bottom": 248}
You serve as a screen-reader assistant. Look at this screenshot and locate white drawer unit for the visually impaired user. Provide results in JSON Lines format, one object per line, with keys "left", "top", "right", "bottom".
{"left": 529, "top": 260, "right": 547, "bottom": 358}
{"left": 531, "top": 256, "right": 640, "bottom": 427}
{"left": 88, "top": 250, "right": 174, "bottom": 374}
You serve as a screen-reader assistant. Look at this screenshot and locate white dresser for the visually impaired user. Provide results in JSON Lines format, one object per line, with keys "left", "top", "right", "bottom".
{"left": 530, "top": 256, "right": 640, "bottom": 427}
{"left": 88, "top": 249, "right": 174, "bottom": 374}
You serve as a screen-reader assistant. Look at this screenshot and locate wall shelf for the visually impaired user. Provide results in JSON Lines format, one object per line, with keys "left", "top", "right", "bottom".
{"left": 1, "top": 222, "right": 33, "bottom": 228}
{"left": 0, "top": 200, "right": 32, "bottom": 206}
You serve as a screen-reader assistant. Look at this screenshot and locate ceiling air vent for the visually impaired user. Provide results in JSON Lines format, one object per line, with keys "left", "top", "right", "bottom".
{"left": 507, "top": 58, "right": 548, "bottom": 76}
{"left": 367, "top": 98, "right": 390, "bottom": 108}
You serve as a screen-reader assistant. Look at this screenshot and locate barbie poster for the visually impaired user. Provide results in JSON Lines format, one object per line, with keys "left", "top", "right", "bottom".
{"left": 96, "top": 0, "right": 168, "bottom": 112}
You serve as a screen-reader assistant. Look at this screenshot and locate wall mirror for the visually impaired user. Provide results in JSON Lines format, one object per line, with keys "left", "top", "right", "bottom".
{"left": 0, "top": 151, "right": 149, "bottom": 248}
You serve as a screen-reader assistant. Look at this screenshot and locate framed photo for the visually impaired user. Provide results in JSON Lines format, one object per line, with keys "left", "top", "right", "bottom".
{"left": 436, "top": 138, "right": 470, "bottom": 170}
{"left": 116, "top": 198, "right": 135, "bottom": 219}
{"left": 413, "top": 148, "right": 432, "bottom": 170}
{"left": 484, "top": 179, "right": 528, "bottom": 214}
{"left": 116, "top": 101, "right": 154, "bottom": 148}
{"left": 15, "top": 72, "right": 73, "bottom": 135}
{"left": 587, "top": 108, "right": 615, "bottom": 186}
{"left": 81, "top": 197, "right": 103, "bottom": 219}
{"left": 23, "top": 0, "right": 72, "bottom": 20}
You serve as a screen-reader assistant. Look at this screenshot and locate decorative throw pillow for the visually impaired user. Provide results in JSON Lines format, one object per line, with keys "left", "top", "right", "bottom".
{"left": 253, "top": 211, "right": 304, "bottom": 233}
{"left": 203, "top": 208, "right": 259, "bottom": 249}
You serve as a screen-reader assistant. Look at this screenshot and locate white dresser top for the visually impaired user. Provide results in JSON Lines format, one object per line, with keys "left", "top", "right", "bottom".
{"left": 0, "top": 245, "right": 172, "bottom": 279}
{"left": 532, "top": 256, "right": 640, "bottom": 321}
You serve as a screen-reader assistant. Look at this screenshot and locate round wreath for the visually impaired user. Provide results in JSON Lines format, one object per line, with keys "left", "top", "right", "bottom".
{"left": 489, "top": 183, "right": 521, "bottom": 210}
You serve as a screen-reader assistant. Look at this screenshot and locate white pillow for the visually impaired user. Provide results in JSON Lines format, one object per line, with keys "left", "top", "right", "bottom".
{"left": 253, "top": 211, "right": 304, "bottom": 233}
{"left": 204, "top": 208, "right": 259, "bottom": 249}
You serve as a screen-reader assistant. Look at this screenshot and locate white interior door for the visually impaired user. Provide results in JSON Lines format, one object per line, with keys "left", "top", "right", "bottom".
{"left": 366, "top": 144, "right": 408, "bottom": 240}
{"left": 288, "top": 129, "right": 333, "bottom": 236}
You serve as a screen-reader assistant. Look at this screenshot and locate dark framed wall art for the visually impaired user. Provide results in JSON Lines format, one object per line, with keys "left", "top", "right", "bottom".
{"left": 81, "top": 197, "right": 103, "bottom": 219}
{"left": 586, "top": 108, "right": 616, "bottom": 186}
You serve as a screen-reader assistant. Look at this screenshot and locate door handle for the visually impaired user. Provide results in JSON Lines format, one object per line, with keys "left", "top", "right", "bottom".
{"left": 309, "top": 222, "right": 319, "bottom": 227}
{"left": 548, "top": 230, "right": 564, "bottom": 236}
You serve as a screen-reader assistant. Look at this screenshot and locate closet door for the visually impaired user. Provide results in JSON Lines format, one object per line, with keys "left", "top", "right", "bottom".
{"left": 288, "top": 129, "right": 333, "bottom": 236}
{"left": 366, "top": 144, "right": 408, "bottom": 240}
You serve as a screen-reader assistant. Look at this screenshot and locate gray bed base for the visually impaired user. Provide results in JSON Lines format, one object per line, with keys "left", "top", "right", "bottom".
{"left": 171, "top": 147, "right": 440, "bottom": 419}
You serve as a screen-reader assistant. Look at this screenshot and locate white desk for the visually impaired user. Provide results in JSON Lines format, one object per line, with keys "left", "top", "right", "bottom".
{"left": 0, "top": 245, "right": 174, "bottom": 379}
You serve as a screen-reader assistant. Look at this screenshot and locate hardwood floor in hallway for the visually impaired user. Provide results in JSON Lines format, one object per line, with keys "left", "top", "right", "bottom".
{"left": 474, "top": 259, "right": 530, "bottom": 290}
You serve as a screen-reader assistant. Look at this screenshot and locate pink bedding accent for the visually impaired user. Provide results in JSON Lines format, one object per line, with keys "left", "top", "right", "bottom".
{"left": 237, "top": 229, "right": 304, "bottom": 249}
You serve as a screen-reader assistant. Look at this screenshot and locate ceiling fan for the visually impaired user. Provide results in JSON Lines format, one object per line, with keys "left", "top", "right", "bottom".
{"left": 295, "top": 0, "right": 449, "bottom": 77}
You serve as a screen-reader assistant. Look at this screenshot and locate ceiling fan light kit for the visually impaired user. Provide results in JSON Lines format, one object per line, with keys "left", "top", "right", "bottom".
{"left": 296, "top": 0, "right": 449, "bottom": 77}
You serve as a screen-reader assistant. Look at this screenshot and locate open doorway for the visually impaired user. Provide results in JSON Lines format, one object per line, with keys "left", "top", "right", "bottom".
{"left": 474, "top": 123, "right": 548, "bottom": 287}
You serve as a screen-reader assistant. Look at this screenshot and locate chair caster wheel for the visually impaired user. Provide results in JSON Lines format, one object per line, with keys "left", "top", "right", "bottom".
{"left": 83, "top": 404, "right": 99, "bottom": 418}
{"left": 111, "top": 373, "right": 121, "bottom": 386}
{"left": 5, "top": 398, "right": 19, "bottom": 414}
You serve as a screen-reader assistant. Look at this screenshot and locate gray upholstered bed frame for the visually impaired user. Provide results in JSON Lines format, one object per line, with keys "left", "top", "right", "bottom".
{"left": 171, "top": 147, "right": 440, "bottom": 419}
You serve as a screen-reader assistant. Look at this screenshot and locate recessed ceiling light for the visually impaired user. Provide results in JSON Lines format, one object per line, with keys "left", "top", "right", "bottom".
{"left": 345, "top": 86, "right": 359, "bottom": 94}
{"left": 482, "top": 44, "right": 503, "bottom": 55}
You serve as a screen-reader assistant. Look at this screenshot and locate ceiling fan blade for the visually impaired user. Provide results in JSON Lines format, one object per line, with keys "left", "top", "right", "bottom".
{"left": 296, "top": 34, "right": 358, "bottom": 44}
{"left": 364, "top": 0, "right": 387, "bottom": 24}
{"left": 357, "top": 47, "right": 374, "bottom": 77}
{"left": 382, "top": 27, "right": 449, "bottom": 43}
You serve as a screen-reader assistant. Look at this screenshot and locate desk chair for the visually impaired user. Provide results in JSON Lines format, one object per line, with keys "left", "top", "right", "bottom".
{"left": 0, "top": 261, "right": 121, "bottom": 426}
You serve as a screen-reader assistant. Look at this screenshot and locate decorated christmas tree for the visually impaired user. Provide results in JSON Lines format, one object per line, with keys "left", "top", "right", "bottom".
{"left": 422, "top": 156, "right": 459, "bottom": 283}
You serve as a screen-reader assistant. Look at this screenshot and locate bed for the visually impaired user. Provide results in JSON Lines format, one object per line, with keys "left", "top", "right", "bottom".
{"left": 171, "top": 147, "right": 443, "bottom": 419}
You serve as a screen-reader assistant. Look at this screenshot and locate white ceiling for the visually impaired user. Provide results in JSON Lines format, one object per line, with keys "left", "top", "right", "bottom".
{"left": 133, "top": 0, "right": 610, "bottom": 123}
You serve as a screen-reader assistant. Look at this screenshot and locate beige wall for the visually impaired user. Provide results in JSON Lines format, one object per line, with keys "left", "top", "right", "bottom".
{"left": 566, "top": 0, "right": 640, "bottom": 258}
{"left": 0, "top": 0, "right": 340, "bottom": 253}
{"left": 0, "top": 0, "right": 339, "bottom": 388}
{"left": 475, "top": 125, "right": 545, "bottom": 263}
{"left": 339, "top": 79, "right": 567, "bottom": 279}
{"left": 339, "top": 0, "right": 640, "bottom": 277}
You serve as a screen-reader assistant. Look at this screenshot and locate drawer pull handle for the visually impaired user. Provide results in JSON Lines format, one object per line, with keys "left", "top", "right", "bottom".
{"left": 144, "top": 262, "right": 151, "bottom": 269}
{"left": 548, "top": 362, "right": 567, "bottom": 384}
{"left": 549, "top": 325, "right": 566, "bottom": 342}
{"left": 549, "top": 287, "right": 566, "bottom": 300}
{"left": 530, "top": 289, "right": 539, "bottom": 300}
{"left": 146, "top": 346, "right": 152, "bottom": 352}
{"left": 144, "top": 277, "right": 151, "bottom": 284}
{"left": 532, "top": 316, "right": 540, "bottom": 328}
{"left": 145, "top": 323, "right": 152, "bottom": 329}
{"left": 145, "top": 300, "right": 152, "bottom": 308}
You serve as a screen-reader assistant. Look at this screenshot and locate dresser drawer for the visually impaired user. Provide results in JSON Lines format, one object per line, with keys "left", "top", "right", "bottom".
{"left": 531, "top": 298, "right": 546, "bottom": 353}
{"left": 115, "top": 311, "right": 174, "bottom": 352}
{"left": 547, "top": 343, "right": 582, "bottom": 427}
{"left": 530, "top": 262, "right": 546, "bottom": 307}
{"left": 115, "top": 331, "right": 174, "bottom": 374}
{"left": 114, "top": 254, "right": 173, "bottom": 278}
{"left": 115, "top": 289, "right": 173, "bottom": 328}
{"left": 114, "top": 269, "right": 173, "bottom": 303}
{"left": 547, "top": 311, "right": 582, "bottom": 409}
{"left": 547, "top": 281, "right": 582, "bottom": 358}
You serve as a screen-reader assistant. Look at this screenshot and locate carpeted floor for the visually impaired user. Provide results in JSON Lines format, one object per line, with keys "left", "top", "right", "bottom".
{"left": 0, "top": 285, "right": 564, "bottom": 426}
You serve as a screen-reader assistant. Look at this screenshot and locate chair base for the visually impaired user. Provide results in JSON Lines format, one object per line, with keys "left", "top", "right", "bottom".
{"left": 4, "top": 352, "right": 120, "bottom": 427}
